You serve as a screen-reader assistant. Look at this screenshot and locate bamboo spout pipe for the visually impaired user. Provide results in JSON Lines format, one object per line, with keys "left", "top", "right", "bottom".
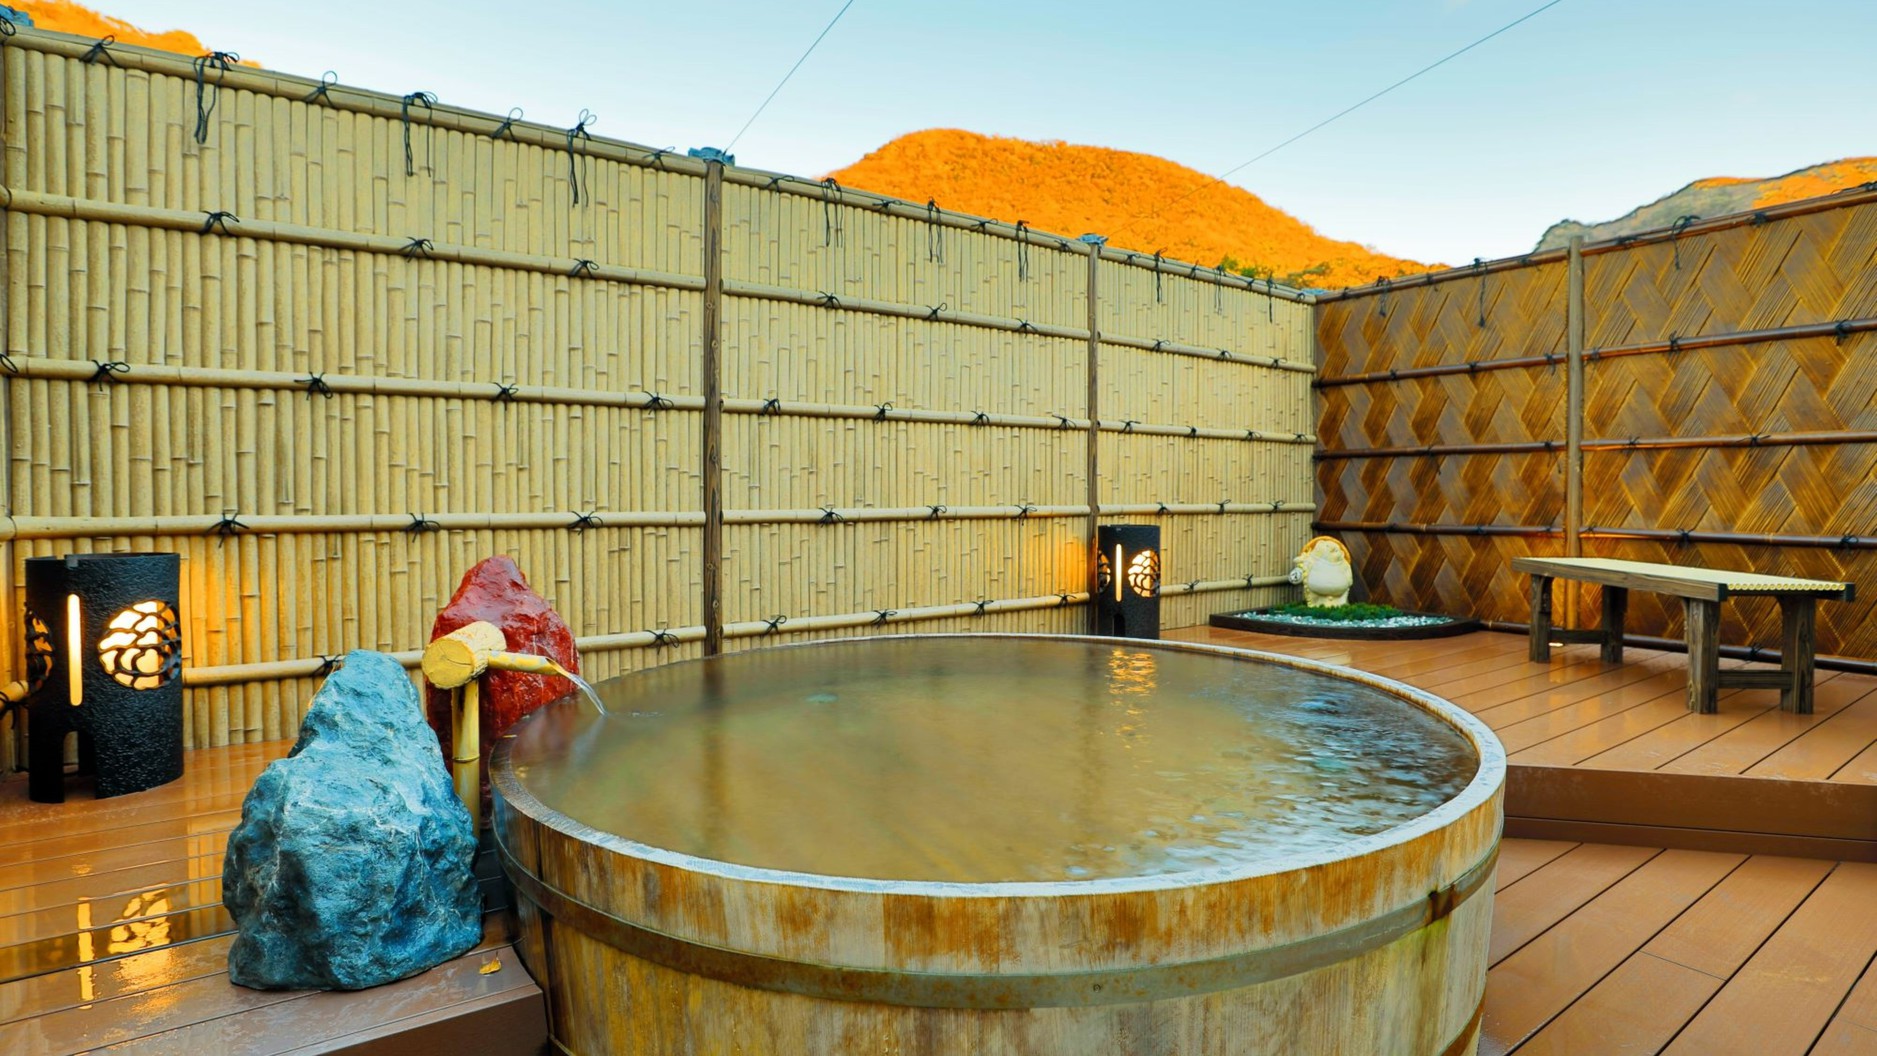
{"left": 422, "top": 621, "right": 584, "bottom": 829}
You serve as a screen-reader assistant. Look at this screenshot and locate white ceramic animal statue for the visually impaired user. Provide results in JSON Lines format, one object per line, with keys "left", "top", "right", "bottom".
{"left": 1289, "top": 536, "right": 1354, "bottom": 607}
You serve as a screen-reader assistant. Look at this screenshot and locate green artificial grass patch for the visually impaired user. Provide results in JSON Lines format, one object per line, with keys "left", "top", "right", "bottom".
{"left": 1267, "top": 602, "right": 1408, "bottom": 622}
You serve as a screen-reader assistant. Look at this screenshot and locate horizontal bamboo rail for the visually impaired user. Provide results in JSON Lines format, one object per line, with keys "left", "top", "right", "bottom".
{"left": 1313, "top": 521, "right": 1563, "bottom": 539}
{"left": 0, "top": 190, "right": 1315, "bottom": 374}
{"left": 1316, "top": 521, "right": 1874, "bottom": 551}
{"left": 1582, "top": 318, "right": 1877, "bottom": 363}
{"left": 0, "top": 358, "right": 1317, "bottom": 441}
{"left": 0, "top": 503, "right": 1315, "bottom": 541}
{"left": 1316, "top": 186, "right": 1877, "bottom": 301}
{"left": 1479, "top": 622, "right": 1877, "bottom": 678}
{"left": 1317, "top": 428, "right": 1877, "bottom": 460}
{"left": 1578, "top": 527, "right": 1877, "bottom": 550}
{"left": 1314, "top": 317, "right": 1875, "bottom": 387}
{"left": 0, "top": 26, "right": 1315, "bottom": 303}
{"left": 177, "top": 579, "right": 1288, "bottom": 687}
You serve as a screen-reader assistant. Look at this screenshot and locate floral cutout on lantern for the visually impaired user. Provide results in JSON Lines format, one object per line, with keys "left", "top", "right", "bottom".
{"left": 97, "top": 601, "right": 182, "bottom": 690}
{"left": 24, "top": 610, "right": 54, "bottom": 692}
{"left": 1095, "top": 549, "right": 1114, "bottom": 594}
{"left": 1126, "top": 549, "right": 1160, "bottom": 597}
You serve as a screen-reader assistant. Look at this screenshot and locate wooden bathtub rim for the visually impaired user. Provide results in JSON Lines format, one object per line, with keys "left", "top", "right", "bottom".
{"left": 496, "top": 830, "right": 1498, "bottom": 1009}
{"left": 489, "top": 633, "right": 1509, "bottom": 900}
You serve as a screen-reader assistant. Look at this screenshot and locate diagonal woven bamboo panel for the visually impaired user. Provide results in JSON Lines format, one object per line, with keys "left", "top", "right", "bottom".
{"left": 1317, "top": 260, "right": 1567, "bottom": 376}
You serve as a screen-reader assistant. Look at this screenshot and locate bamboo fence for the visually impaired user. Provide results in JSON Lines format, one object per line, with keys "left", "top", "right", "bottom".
{"left": 0, "top": 28, "right": 1316, "bottom": 768}
{"left": 1316, "top": 185, "right": 1877, "bottom": 658}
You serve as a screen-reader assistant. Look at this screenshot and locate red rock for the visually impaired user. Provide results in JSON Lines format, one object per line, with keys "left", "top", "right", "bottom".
{"left": 424, "top": 557, "right": 580, "bottom": 775}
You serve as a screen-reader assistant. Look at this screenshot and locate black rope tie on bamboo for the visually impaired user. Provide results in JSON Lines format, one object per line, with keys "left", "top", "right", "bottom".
{"left": 760, "top": 397, "right": 782, "bottom": 416}
{"left": 819, "top": 505, "right": 844, "bottom": 524}
{"left": 1121, "top": 420, "right": 1139, "bottom": 432}
{"left": 569, "top": 259, "right": 598, "bottom": 278}
{"left": 1014, "top": 503, "right": 1036, "bottom": 519}
{"left": 1153, "top": 251, "right": 1165, "bottom": 303}
{"left": 1836, "top": 321, "right": 1854, "bottom": 345}
{"left": 0, "top": 14, "right": 15, "bottom": 37}
{"left": 401, "top": 237, "right": 434, "bottom": 259}
{"left": 925, "top": 303, "right": 946, "bottom": 320}
{"left": 1015, "top": 221, "right": 1031, "bottom": 281}
{"left": 492, "top": 382, "right": 520, "bottom": 402}
{"left": 1053, "top": 592, "right": 1072, "bottom": 607}
{"left": 399, "top": 91, "right": 437, "bottom": 177}
{"left": 89, "top": 360, "right": 130, "bottom": 390}
{"left": 1840, "top": 534, "right": 1862, "bottom": 550}
{"left": 82, "top": 35, "right": 119, "bottom": 66}
{"left": 926, "top": 200, "right": 944, "bottom": 263}
{"left": 761, "top": 614, "right": 789, "bottom": 635}
{"left": 1053, "top": 413, "right": 1075, "bottom": 429}
{"left": 314, "top": 655, "right": 345, "bottom": 677}
{"left": 873, "top": 401, "right": 893, "bottom": 421}
{"left": 299, "top": 373, "right": 334, "bottom": 399}
{"left": 202, "top": 210, "right": 239, "bottom": 234}
{"left": 1017, "top": 320, "right": 1038, "bottom": 333}
{"left": 647, "top": 629, "right": 679, "bottom": 648}
{"left": 566, "top": 110, "right": 597, "bottom": 205}
{"left": 1472, "top": 258, "right": 1487, "bottom": 328}
{"left": 817, "top": 292, "right": 841, "bottom": 308}
{"left": 209, "top": 512, "right": 248, "bottom": 538}
{"left": 192, "top": 51, "right": 238, "bottom": 145}
{"left": 872, "top": 610, "right": 897, "bottom": 625}
{"left": 406, "top": 513, "right": 441, "bottom": 535}
{"left": 641, "top": 392, "right": 674, "bottom": 411}
{"left": 973, "top": 599, "right": 989, "bottom": 617}
{"left": 1156, "top": 502, "right": 1170, "bottom": 515}
{"left": 304, "top": 71, "right": 339, "bottom": 106}
{"left": 927, "top": 504, "right": 946, "bottom": 519}
{"left": 1669, "top": 214, "right": 1700, "bottom": 269}
{"left": 1675, "top": 528, "right": 1693, "bottom": 547}
{"left": 0, "top": 352, "right": 18, "bottom": 375}
{"left": 569, "top": 511, "right": 603, "bottom": 532}
{"left": 820, "top": 178, "right": 842, "bottom": 246}
{"left": 972, "top": 410, "right": 991, "bottom": 425}
{"left": 492, "top": 108, "right": 524, "bottom": 139}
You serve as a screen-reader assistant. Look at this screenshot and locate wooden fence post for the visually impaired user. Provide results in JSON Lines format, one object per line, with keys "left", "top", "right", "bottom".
{"left": 1084, "top": 238, "right": 1103, "bottom": 633}
{"left": 1564, "top": 235, "right": 1586, "bottom": 626}
{"left": 701, "top": 160, "right": 725, "bottom": 655}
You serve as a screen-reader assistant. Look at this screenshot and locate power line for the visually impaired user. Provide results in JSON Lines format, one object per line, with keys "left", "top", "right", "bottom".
{"left": 724, "top": 0, "right": 858, "bottom": 155}
{"left": 1112, "top": 0, "right": 1569, "bottom": 243}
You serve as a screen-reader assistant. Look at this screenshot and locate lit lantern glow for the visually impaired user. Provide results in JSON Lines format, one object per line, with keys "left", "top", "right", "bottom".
{"left": 66, "top": 595, "right": 83, "bottom": 707}
{"left": 97, "top": 601, "right": 182, "bottom": 690}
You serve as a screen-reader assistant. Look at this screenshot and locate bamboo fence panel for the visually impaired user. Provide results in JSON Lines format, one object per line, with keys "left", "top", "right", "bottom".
{"left": 0, "top": 29, "right": 1315, "bottom": 767}
{"left": 1314, "top": 195, "right": 1877, "bottom": 657}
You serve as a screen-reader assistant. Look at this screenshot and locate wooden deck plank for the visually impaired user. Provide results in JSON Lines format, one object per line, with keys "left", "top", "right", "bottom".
{"left": 1480, "top": 849, "right": 1745, "bottom": 1055}
{"left": 1488, "top": 844, "right": 1661, "bottom": 965}
{"left": 1491, "top": 674, "right": 1713, "bottom": 755}
{"left": 1829, "top": 739, "right": 1877, "bottom": 785}
{"left": 1457, "top": 651, "right": 1684, "bottom": 726}
{"left": 1659, "top": 676, "right": 1877, "bottom": 778}
{"left": 1508, "top": 951, "right": 1723, "bottom": 1056}
{"left": 1508, "top": 683, "right": 1769, "bottom": 768}
{"left": 1663, "top": 863, "right": 1877, "bottom": 1055}
{"left": 1642, "top": 854, "right": 1836, "bottom": 978}
{"left": 1807, "top": 934, "right": 1877, "bottom": 1049}
{"left": 0, "top": 744, "right": 286, "bottom": 843}
{"left": 1746, "top": 689, "right": 1877, "bottom": 782}
{"left": 1494, "top": 839, "right": 1580, "bottom": 891}
{"left": 1581, "top": 672, "right": 1857, "bottom": 774}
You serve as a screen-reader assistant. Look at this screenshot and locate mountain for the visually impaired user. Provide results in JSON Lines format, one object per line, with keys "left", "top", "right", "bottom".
{"left": 826, "top": 129, "right": 1432, "bottom": 290}
{"left": 8, "top": 1, "right": 221, "bottom": 58}
{"left": 1536, "top": 158, "right": 1877, "bottom": 250}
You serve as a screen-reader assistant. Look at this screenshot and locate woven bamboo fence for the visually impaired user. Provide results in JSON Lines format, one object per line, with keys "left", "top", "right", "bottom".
{"left": 1316, "top": 187, "right": 1877, "bottom": 659}
{"left": 0, "top": 27, "right": 1316, "bottom": 769}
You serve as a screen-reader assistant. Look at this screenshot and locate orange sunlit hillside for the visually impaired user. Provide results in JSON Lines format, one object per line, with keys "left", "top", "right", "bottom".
{"left": 827, "top": 129, "right": 1433, "bottom": 289}
{"left": 10, "top": 0, "right": 224, "bottom": 58}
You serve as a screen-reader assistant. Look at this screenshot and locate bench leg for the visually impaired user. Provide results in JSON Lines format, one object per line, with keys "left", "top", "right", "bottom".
{"left": 1779, "top": 596, "right": 1817, "bottom": 715}
{"left": 1528, "top": 575, "right": 1554, "bottom": 663}
{"left": 1600, "top": 586, "right": 1628, "bottom": 664}
{"left": 1684, "top": 598, "right": 1721, "bottom": 714}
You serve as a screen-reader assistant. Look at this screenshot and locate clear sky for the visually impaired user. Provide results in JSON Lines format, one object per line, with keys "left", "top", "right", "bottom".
{"left": 100, "top": 0, "right": 1877, "bottom": 264}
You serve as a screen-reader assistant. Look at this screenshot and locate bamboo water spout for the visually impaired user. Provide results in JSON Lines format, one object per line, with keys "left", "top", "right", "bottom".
{"left": 421, "top": 620, "right": 605, "bottom": 829}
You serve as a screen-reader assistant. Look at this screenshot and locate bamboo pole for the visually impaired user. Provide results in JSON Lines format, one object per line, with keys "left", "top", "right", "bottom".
{"left": 1085, "top": 237, "right": 1102, "bottom": 633}
{"left": 1565, "top": 236, "right": 1585, "bottom": 564}
{"left": 701, "top": 159, "right": 724, "bottom": 655}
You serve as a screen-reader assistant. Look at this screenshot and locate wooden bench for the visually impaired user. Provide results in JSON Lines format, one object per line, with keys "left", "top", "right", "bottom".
{"left": 1510, "top": 556, "right": 1854, "bottom": 715}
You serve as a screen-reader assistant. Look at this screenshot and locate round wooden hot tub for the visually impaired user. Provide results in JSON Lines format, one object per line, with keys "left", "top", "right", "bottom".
{"left": 491, "top": 635, "right": 1506, "bottom": 1055}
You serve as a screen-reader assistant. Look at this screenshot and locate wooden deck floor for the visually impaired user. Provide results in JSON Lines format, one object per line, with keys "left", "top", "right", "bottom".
{"left": 0, "top": 743, "right": 545, "bottom": 1054}
{"left": 1174, "top": 627, "right": 1877, "bottom": 784}
{"left": 1485, "top": 837, "right": 1877, "bottom": 1055}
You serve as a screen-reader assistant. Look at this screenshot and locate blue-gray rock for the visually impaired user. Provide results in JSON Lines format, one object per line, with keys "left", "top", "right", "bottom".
{"left": 223, "top": 650, "right": 482, "bottom": 990}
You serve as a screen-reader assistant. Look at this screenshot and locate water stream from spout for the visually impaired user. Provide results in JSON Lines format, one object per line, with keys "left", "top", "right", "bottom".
{"left": 560, "top": 671, "right": 609, "bottom": 717}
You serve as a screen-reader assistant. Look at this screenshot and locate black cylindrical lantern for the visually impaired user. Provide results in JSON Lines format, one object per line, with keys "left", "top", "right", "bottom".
{"left": 22, "top": 553, "right": 184, "bottom": 803}
{"left": 1095, "top": 525, "right": 1161, "bottom": 639}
